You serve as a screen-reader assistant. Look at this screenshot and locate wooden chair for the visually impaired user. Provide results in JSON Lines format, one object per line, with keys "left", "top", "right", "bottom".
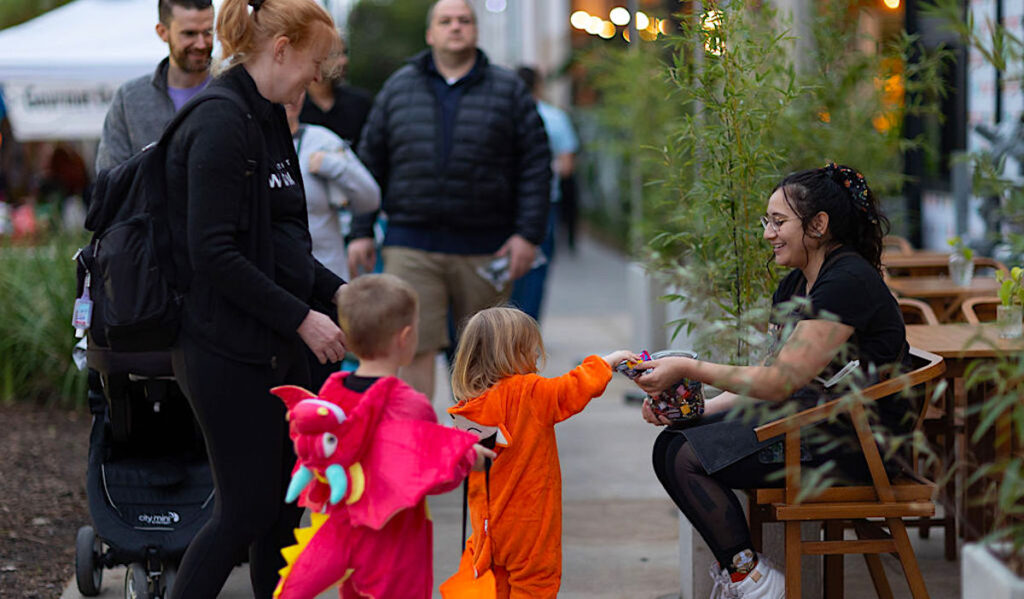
{"left": 885, "top": 254, "right": 1006, "bottom": 279}
{"left": 883, "top": 235, "right": 914, "bottom": 254}
{"left": 961, "top": 296, "right": 1001, "bottom": 324}
{"left": 746, "top": 347, "right": 946, "bottom": 598}
{"left": 895, "top": 298, "right": 959, "bottom": 558}
{"left": 898, "top": 297, "right": 940, "bottom": 325}
{"left": 972, "top": 257, "right": 1009, "bottom": 276}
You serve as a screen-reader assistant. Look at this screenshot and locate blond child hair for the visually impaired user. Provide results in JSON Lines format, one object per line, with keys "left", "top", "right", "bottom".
{"left": 451, "top": 306, "right": 548, "bottom": 403}
{"left": 336, "top": 274, "right": 418, "bottom": 360}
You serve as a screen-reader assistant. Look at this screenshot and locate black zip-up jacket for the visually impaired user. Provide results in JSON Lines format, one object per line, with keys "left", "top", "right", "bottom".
{"left": 165, "top": 66, "right": 344, "bottom": 365}
{"left": 351, "top": 49, "right": 551, "bottom": 248}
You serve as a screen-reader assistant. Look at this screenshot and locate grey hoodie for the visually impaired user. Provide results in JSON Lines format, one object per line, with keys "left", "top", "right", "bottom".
{"left": 293, "top": 123, "right": 380, "bottom": 280}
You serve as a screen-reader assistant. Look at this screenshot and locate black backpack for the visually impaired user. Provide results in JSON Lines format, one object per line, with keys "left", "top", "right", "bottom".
{"left": 76, "top": 87, "right": 255, "bottom": 352}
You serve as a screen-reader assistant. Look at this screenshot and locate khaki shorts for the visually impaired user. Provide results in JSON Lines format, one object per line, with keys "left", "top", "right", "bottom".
{"left": 382, "top": 246, "right": 511, "bottom": 354}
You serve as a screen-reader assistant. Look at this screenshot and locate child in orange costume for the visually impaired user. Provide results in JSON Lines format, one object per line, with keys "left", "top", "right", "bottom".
{"left": 440, "top": 307, "right": 635, "bottom": 599}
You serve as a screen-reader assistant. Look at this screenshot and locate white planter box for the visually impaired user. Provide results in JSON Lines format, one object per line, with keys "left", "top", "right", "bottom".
{"left": 962, "top": 543, "right": 1024, "bottom": 599}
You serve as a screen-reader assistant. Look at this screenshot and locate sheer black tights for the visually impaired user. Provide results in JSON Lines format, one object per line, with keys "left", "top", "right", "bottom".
{"left": 651, "top": 430, "right": 773, "bottom": 572}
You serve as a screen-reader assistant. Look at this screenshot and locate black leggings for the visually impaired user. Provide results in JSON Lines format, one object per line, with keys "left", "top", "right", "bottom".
{"left": 651, "top": 429, "right": 871, "bottom": 571}
{"left": 169, "top": 332, "right": 308, "bottom": 599}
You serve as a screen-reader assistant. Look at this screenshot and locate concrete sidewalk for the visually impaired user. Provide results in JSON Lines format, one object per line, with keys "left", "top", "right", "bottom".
{"left": 62, "top": 234, "right": 681, "bottom": 599}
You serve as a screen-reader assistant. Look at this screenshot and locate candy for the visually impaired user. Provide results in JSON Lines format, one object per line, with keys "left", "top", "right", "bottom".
{"left": 615, "top": 349, "right": 704, "bottom": 423}
{"left": 614, "top": 350, "right": 652, "bottom": 379}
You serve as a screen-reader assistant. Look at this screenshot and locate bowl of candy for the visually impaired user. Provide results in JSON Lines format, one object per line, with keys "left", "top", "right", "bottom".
{"left": 616, "top": 350, "right": 704, "bottom": 423}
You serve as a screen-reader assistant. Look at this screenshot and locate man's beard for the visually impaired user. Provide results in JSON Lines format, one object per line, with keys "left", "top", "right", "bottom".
{"left": 170, "top": 43, "right": 211, "bottom": 74}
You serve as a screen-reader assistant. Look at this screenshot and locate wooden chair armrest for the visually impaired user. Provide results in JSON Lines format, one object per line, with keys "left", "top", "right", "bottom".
{"left": 755, "top": 398, "right": 845, "bottom": 441}
{"left": 754, "top": 348, "right": 945, "bottom": 442}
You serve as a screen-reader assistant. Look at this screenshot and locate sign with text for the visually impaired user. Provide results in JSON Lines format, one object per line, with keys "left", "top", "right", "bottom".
{"left": 3, "top": 80, "right": 118, "bottom": 141}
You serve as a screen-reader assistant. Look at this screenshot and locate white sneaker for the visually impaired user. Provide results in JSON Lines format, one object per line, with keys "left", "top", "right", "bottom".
{"left": 708, "top": 554, "right": 785, "bottom": 599}
{"left": 709, "top": 562, "right": 740, "bottom": 599}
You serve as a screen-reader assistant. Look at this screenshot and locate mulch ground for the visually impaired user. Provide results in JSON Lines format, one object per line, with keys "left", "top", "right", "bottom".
{"left": 0, "top": 404, "right": 91, "bottom": 598}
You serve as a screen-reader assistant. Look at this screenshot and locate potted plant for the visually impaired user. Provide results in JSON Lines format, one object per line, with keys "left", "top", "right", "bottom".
{"left": 959, "top": 342, "right": 1024, "bottom": 598}
{"left": 922, "top": 0, "right": 1024, "bottom": 594}
{"left": 948, "top": 235, "right": 975, "bottom": 287}
{"left": 995, "top": 267, "right": 1024, "bottom": 339}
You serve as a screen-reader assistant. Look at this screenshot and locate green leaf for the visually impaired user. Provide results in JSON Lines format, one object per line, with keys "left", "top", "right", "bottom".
{"left": 1001, "top": 279, "right": 1014, "bottom": 306}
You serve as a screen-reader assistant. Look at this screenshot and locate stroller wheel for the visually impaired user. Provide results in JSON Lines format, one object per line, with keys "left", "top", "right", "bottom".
{"left": 159, "top": 564, "right": 176, "bottom": 599}
{"left": 125, "top": 562, "right": 153, "bottom": 599}
{"left": 75, "top": 526, "right": 103, "bottom": 596}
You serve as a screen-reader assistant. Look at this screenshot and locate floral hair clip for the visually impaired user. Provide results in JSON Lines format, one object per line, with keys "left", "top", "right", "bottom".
{"left": 823, "top": 162, "right": 876, "bottom": 224}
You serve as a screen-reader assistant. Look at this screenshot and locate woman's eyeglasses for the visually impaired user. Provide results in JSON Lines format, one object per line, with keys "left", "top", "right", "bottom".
{"left": 759, "top": 215, "right": 788, "bottom": 233}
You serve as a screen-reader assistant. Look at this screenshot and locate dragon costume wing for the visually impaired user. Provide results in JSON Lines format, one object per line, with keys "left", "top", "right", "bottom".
{"left": 348, "top": 418, "right": 478, "bottom": 529}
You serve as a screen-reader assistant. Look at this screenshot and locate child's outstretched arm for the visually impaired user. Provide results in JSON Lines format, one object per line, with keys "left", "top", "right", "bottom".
{"left": 532, "top": 351, "right": 638, "bottom": 424}
{"left": 602, "top": 350, "right": 636, "bottom": 369}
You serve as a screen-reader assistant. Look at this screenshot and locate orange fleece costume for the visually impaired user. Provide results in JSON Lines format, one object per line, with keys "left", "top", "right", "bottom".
{"left": 441, "top": 356, "right": 613, "bottom": 599}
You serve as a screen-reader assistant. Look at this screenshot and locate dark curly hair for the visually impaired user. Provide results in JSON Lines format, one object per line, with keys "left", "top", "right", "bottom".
{"left": 773, "top": 165, "right": 890, "bottom": 273}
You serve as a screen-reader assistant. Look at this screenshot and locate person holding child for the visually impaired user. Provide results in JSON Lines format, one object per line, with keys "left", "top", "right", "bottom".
{"left": 633, "top": 164, "right": 908, "bottom": 599}
{"left": 272, "top": 274, "right": 495, "bottom": 599}
{"left": 440, "top": 306, "right": 635, "bottom": 598}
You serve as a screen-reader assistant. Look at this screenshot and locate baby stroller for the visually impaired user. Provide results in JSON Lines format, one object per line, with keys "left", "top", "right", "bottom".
{"left": 74, "top": 343, "right": 213, "bottom": 599}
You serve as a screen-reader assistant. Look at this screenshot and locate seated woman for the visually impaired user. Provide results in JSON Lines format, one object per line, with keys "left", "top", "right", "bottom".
{"left": 634, "top": 164, "right": 908, "bottom": 599}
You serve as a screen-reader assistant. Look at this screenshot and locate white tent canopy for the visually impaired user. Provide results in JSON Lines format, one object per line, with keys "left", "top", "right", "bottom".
{"left": 0, "top": 0, "right": 170, "bottom": 140}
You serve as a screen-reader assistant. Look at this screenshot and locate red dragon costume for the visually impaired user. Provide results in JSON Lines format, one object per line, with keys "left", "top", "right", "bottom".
{"left": 271, "top": 373, "right": 479, "bottom": 599}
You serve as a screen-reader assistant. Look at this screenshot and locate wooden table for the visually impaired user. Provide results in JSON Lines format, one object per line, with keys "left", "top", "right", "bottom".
{"left": 905, "top": 323, "right": 1024, "bottom": 539}
{"left": 905, "top": 323, "right": 1024, "bottom": 358}
{"left": 882, "top": 250, "right": 952, "bottom": 277}
{"left": 887, "top": 276, "right": 1000, "bottom": 321}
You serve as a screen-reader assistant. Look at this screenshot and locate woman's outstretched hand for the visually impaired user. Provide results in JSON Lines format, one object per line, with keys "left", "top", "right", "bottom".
{"left": 634, "top": 357, "right": 693, "bottom": 396}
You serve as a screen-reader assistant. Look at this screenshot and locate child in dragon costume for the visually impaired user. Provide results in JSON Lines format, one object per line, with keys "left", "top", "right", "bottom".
{"left": 442, "top": 307, "right": 635, "bottom": 599}
{"left": 272, "top": 275, "right": 494, "bottom": 599}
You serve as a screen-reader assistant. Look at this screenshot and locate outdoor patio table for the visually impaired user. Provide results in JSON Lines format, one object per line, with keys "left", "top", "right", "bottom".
{"left": 904, "top": 323, "right": 1024, "bottom": 541}
{"left": 882, "top": 250, "right": 953, "bottom": 277}
{"left": 887, "top": 276, "right": 1000, "bottom": 322}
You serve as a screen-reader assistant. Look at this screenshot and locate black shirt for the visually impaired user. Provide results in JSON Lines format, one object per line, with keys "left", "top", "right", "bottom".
{"left": 267, "top": 151, "right": 315, "bottom": 301}
{"left": 425, "top": 52, "right": 483, "bottom": 167}
{"left": 772, "top": 247, "right": 906, "bottom": 370}
{"left": 298, "top": 83, "right": 373, "bottom": 148}
{"left": 342, "top": 374, "right": 380, "bottom": 393}
{"left": 772, "top": 247, "right": 911, "bottom": 432}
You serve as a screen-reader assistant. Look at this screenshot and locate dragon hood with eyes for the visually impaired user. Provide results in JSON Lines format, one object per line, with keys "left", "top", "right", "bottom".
{"left": 271, "top": 374, "right": 478, "bottom": 599}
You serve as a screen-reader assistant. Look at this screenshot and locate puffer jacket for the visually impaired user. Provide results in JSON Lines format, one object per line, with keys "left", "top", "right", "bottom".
{"left": 352, "top": 50, "right": 551, "bottom": 246}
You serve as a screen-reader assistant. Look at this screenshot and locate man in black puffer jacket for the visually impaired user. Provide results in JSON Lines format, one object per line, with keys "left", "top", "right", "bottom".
{"left": 348, "top": 0, "right": 550, "bottom": 400}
